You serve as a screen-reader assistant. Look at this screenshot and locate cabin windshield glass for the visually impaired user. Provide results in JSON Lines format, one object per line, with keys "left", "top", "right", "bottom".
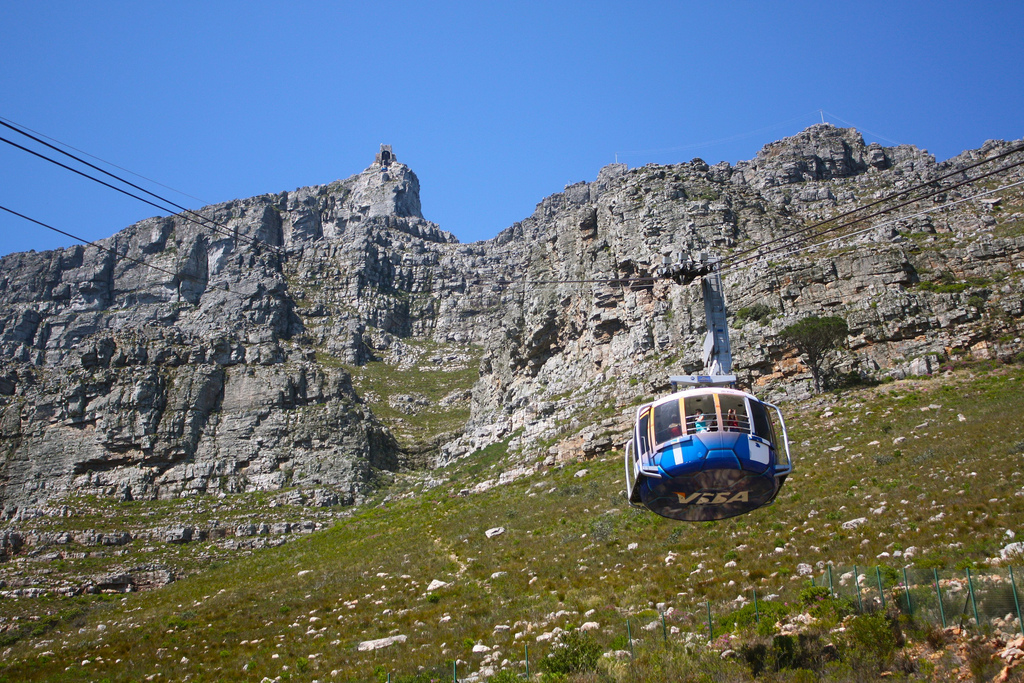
{"left": 718, "top": 394, "right": 750, "bottom": 434}
{"left": 749, "top": 400, "right": 775, "bottom": 443}
{"left": 684, "top": 393, "right": 717, "bottom": 433}
{"left": 637, "top": 410, "right": 651, "bottom": 455}
{"left": 652, "top": 400, "right": 682, "bottom": 444}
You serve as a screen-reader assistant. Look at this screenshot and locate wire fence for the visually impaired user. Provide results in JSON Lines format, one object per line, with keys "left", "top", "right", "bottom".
{"left": 805, "top": 564, "right": 1024, "bottom": 632}
{"left": 373, "top": 564, "right": 1024, "bottom": 682}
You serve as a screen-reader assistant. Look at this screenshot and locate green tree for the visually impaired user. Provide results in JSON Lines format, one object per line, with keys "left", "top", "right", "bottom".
{"left": 780, "top": 315, "right": 849, "bottom": 393}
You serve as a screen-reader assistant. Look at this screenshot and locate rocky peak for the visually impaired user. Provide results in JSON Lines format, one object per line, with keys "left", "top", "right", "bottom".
{"left": 280, "top": 145, "right": 454, "bottom": 246}
{"left": 737, "top": 124, "right": 902, "bottom": 189}
{"left": 346, "top": 144, "right": 423, "bottom": 220}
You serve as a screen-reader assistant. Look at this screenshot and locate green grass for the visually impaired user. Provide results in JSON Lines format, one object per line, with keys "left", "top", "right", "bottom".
{"left": 3, "top": 364, "right": 1024, "bottom": 681}
{"left": 344, "top": 341, "right": 482, "bottom": 449}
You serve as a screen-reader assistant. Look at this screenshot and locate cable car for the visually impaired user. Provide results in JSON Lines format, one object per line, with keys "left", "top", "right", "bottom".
{"left": 624, "top": 383, "right": 791, "bottom": 521}
{"left": 624, "top": 253, "right": 792, "bottom": 521}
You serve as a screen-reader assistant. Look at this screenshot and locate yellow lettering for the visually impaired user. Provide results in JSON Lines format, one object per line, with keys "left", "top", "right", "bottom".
{"left": 676, "top": 492, "right": 703, "bottom": 504}
{"left": 727, "top": 491, "right": 750, "bottom": 503}
{"left": 711, "top": 493, "right": 731, "bottom": 504}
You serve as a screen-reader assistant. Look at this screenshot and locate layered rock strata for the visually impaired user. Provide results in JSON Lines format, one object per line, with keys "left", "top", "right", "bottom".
{"left": 2, "top": 130, "right": 1023, "bottom": 514}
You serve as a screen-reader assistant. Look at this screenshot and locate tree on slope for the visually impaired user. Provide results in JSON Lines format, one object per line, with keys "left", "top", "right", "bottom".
{"left": 780, "top": 315, "right": 849, "bottom": 393}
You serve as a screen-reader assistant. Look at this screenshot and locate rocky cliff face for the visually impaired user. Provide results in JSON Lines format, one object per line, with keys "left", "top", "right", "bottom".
{"left": 2, "top": 130, "right": 1023, "bottom": 515}
{"left": 445, "top": 126, "right": 1024, "bottom": 463}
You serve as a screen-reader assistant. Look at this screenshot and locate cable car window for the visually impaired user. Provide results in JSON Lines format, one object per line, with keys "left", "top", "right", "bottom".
{"left": 684, "top": 394, "right": 716, "bottom": 433}
{"left": 637, "top": 409, "right": 651, "bottom": 455}
{"left": 749, "top": 400, "right": 774, "bottom": 443}
{"left": 718, "top": 394, "right": 750, "bottom": 433}
{"left": 653, "top": 400, "right": 682, "bottom": 444}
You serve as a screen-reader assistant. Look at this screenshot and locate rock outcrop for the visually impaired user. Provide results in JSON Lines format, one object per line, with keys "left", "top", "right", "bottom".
{"left": 2, "top": 131, "right": 1023, "bottom": 514}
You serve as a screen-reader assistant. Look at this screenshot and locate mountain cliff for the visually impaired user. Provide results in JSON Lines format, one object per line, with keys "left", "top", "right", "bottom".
{"left": 1, "top": 128, "right": 1022, "bottom": 515}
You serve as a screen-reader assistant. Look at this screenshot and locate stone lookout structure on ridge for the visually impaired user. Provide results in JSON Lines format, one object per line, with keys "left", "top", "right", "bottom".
{"left": 375, "top": 144, "right": 395, "bottom": 168}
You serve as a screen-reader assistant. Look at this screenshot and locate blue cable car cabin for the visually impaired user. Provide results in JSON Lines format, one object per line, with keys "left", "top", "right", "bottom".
{"left": 625, "top": 387, "right": 792, "bottom": 521}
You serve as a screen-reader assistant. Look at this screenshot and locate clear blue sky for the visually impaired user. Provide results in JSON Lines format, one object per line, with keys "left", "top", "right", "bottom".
{"left": 1, "top": 1, "right": 1022, "bottom": 256}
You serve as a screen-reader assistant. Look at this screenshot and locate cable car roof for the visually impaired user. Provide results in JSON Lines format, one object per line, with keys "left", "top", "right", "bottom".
{"left": 640, "top": 385, "right": 760, "bottom": 412}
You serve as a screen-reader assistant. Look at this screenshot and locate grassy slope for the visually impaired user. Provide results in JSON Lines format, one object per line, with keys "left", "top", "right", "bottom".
{"left": 2, "top": 363, "right": 1024, "bottom": 682}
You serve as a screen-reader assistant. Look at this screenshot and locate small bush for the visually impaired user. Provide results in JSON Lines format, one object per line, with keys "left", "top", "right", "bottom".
{"left": 589, "top": 516, "right": 615, "bottom": 542}
{"left": 845, "top": 613, "right": 897, "bottom": 668}
{"left": 722, "top": 598, "right": 790, "bottom": 635}
{"left": 540, "top": 630, "right": 601, "bottom": 675}
{"left": 800, "top": 585, "right": 832, "bottom": 607}
{"left": 735, "top": 303, "right": 775, "bottom": 325}
{"left": 609, "top": 634, "right": 630, "bottom": 651}
{"left": 740, "top": 632, "right": 833, "bottom": 677}
{"left": 966, "top": 641, "right": 1001, "bottom": 683}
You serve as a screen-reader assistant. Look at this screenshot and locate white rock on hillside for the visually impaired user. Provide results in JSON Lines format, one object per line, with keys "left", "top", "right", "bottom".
{"left": 357, "top": 635, "right": 407, "bottom": 651}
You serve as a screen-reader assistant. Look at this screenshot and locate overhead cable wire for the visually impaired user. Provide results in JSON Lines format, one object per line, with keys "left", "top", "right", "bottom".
{"left": 6, "top": 161, "right": 1023, "bottom": 313}
{"left": 469, "top": 155, "right": 1024, "bottom": 291}
{"left": 720, "top": 177, "right": 1024, "bottom": 277}
{"left": 2, "top": 200, "right": 663, "bottom": 296}
{"left": 444, "top": 158, "right": 1024, "bottom": 292}
{"left": 0, "top": 131, "right": 283, "bottom": 255}
{"left": 0, "top": 115, "right": 210, "bottom": 204}
{"left": 5, "top": 118, "right": 1020, "bottom": 297}
{"left": 723, "top": 154, "right": 1024, "bottom": 271}
{"left": 0, "top": 120, "right": 257, "bottom": 251}
{"left": 720, "top": 142, "right": 1024, "bottom": 267}
{"left": 819, "top": 110, "right": 902, "bottom": 146}
{"left": 0, "top": 204, "right": 231, "bottom": 295}
{"left": 470, "top": 153, "right": 1024, "bottom": 290}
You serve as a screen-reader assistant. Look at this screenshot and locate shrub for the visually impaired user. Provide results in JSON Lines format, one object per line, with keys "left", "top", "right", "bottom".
{"left": 721, "top": 598, "right": 790, "bottom": 635}
{"left": 740, "top": 633, "right": 833, "bottom": 677}
{"left": 845, "top": 613, "right": 897, "bottom": 668}
{"left": 966, "top": 640, "right": 1000, "bottom": 682}
{"left": 540, "top": 630, "right": 601, "bottom": 675}
{"left": 799, "top": 585, "right": 832, "bottom": 608}
{"left": 589, "top": 516, "right": 615, "bottom": 542}
{"left": 735, "top": 304, "right": 775, "bottom": 324}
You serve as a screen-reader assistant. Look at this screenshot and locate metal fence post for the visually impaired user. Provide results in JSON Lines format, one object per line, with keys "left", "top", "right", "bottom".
{"left": 828, "top": 564, "right": 835, "bottom": 599}
{"left": 903, "top": 567, "right": 913, "bottom": 614}
{"left": 934, "top": 568, "right": 946, "bottom": 629}
{"left": 876, "top": 566, "right": 886, "bottom": 610}
{"left": 854, "top": 565, "right": 863, "bottom": 612}
{"left": 627, "top": 618, "right": 634, "bottom": 659}
{"left": 707, "top": 601, "right": 714, "bottom": 641}
{"left": 967, "top": 567, "right": 980, "bottom": 628}
{"left": 1011, "top": 566, "right": 1023, "bottom": 637}
{"left": 753, "top": 589, "right": 759, "bottom": 624}
{"left": 525, "top": 643, "right": 530, "bottom": 679}
{"left": 453, "top": 660, "right": 457, "bottom": 683}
